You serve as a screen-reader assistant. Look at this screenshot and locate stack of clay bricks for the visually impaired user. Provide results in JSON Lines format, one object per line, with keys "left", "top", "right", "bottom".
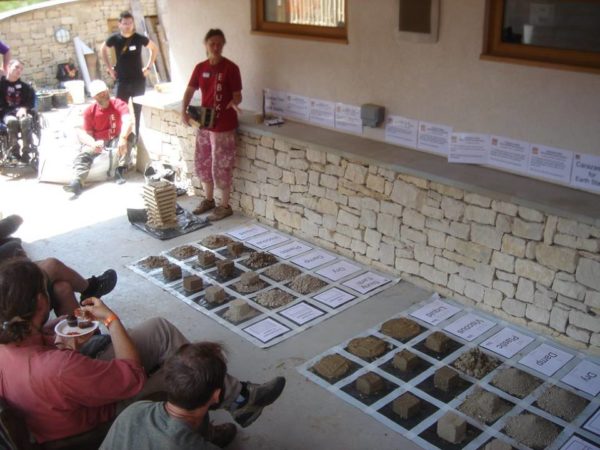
{"left": 143, "top": 181, "right": 177, "bottom": 229}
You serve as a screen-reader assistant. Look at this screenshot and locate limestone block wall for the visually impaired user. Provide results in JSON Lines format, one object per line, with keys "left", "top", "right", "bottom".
{"left": 0, "top": 0, "right": 156, "bottom": 87}
{"left": 230, "top": 130, "right": 600, "bottom": 352}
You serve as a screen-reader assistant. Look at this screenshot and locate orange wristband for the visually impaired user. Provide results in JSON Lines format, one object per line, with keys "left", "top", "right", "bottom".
{"left": 103, "top": 314, "right": 118, "bottom": 329}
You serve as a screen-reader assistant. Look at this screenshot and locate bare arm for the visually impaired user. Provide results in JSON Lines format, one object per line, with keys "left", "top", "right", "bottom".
{"left": 181, "top": 85, "right": 196, "bottom": 126}
{"left": 76, "top": 128, "right": 102, "bottom": 150}
{"left": 142, "top": 39, "right": 158, "bottom": 76}
{"left": 227, "top": 91, "right": 242, "bottom": 114}
{"left": 100, "top": 42, "right": 116, "bottom": 80}
{"left": 3, "top": 48, "right": 11, "bottom": 74}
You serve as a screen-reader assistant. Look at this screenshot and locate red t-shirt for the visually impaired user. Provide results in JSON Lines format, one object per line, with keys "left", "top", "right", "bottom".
{"left": 83, "top": 98, "right": 130, "bottom": 141}
{"left": 187, "top": 57, "right": 242, "bottom": 132}
{"left": 0, "top": 336, "right": 145, "bottom": 443}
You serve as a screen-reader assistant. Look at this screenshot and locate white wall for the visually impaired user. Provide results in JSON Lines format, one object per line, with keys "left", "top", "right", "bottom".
{"left": 158, "top": 0, "right": 600, "bottom": 156}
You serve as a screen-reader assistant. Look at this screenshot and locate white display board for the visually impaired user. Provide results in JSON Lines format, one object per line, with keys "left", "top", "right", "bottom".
{"left": 299, "top": 295, "right": 600, "bottom": 450}
{"left": 129, "top": 222, "right": 396, "bottom": 348}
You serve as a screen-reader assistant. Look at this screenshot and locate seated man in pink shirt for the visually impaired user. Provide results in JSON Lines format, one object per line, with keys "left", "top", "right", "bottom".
{"left": 0, "top": 259, "right": 286, "bottom": 447}
{"left": 63, "top": 79, "right": 134, "bottom": 198}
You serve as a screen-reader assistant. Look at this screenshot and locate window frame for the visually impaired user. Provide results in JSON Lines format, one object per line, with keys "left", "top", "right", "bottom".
{"left": 481, "top": 0, "right": 600, "bottom": 74}
{"left": 251, "top": 0, "right": 348, "bottom": 43}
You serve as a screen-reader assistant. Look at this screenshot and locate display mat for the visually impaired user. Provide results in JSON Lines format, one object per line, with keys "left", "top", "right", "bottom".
{"left": 129, "top": 223, "right": 396, "bottom": 348}
{"left": 298, "top": 294, "right": 600, "bottom": 450}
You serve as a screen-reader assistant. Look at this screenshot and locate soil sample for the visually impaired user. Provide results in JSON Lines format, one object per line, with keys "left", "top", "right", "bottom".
{"left": 197, "top": 251, "right": 216, "bottom": 268}
{"left": 437, "top": 412, "right": 466, "bottom": 444}
{"left": 234, "top": 271, "right": 267, "bottom": 294}
{"left": 536, "top": 385, "right": 589, "bottom": 422}
{"left": 223, "top": 299, "right": 258, "bottom": 323}
{"left": 453, "top": 348, "right": 500, "bottom": 379}
{"left": 380, "top": 317, "right": 421, "bottom": 341}
{"left": 205, "top": 286, "right": 227, "bottom": 305}
{"left": 347, "top": 336, "right": 388, "bottom": 359}
{"left": 216, "top": 260, "right": 235, "bottom": 279}
{"left": 434, "top": 366, "right": 460, "bottom": 392}
{"left": 183, "top": 275, "right": 203, "bottom": 293}
{"left": 264, "top": 263, "right": 301, "bottom": 282}
{"left": 392, "top": 350, "right": 420, "bottom": 372}
{"left": 425, "top": 331, "right": 450, "bottom": 353}
{"left": 201, "top": 234, "right": 234, "bottom": 249}
{"left": 289, "top": 274, "right": 327, "bottom": 295}
{"left": 170, "top": 245, "right": 200, "bottom": 259}
{"left": 491, "top": 367, "right": 542, "bottom": 399}
{"left": 504, "top": 413, "right": 560, "bottom": 450}
{"left": 484, "top": 438, "right": 512, "bottom": 450}
{"left": 255, "top": 289, "right": 294, "bottom": 309}
{"left": 393, "top": 393, "right": 421, "bottom": 419}
{"left": 458, "top": 387, "right": 512, "bottom": 424}
{"left": 139, "top": 255, "right": 169, "bottom": 270}
{"left": 313, "top": 354, "right": 352, "bottom": 381}
{"left": 355, "top": 372, "right": 385, "bottom": 396}
{"left": 244, "top": 252, "right": 278, "bottom": 269}
{"left": 163, "top": 264, "right": 182, "bottom": 282}
{"left": 228, "top": 242, "right": 245, "bottom": 258}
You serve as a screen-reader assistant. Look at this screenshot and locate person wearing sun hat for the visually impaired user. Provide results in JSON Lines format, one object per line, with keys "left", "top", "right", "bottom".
{"left": 63, "top": 79, "right": 134, "bottom": 197}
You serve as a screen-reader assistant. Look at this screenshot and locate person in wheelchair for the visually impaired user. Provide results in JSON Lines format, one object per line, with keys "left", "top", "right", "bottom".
{"left": 0, "top": 59, "right": 36, "bottom": 163}
{"left": 64, "top": 80, "right": 134, "bottom": 197}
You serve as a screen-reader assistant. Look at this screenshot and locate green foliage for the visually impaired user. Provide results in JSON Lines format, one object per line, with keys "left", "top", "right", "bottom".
{"left": 0, "top": 1, "right": 49, "bottom": 13}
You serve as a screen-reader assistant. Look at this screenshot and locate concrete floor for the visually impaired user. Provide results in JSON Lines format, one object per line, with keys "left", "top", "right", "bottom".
{"left": 0, "top": 108, "right": 430, "bottom": 450}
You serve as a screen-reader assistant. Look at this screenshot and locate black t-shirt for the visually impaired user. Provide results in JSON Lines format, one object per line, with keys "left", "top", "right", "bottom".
{"left": 105, "top": 32, "right": 149, "bottom": 81}
{"left": 0, "top": 76, "right": 35, "bottom": 118}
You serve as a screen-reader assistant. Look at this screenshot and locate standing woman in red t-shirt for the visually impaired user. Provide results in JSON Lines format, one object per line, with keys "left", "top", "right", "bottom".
{"left": 182, "top": 29, "right": 242, "bottom": 221}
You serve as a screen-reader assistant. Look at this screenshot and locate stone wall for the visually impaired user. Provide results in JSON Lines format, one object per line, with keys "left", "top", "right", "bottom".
{"left": 140, "top": 107, "right": 600, "bottom": 353}
{"left": 0, "top": 0, "right": 156, "bottom": 88}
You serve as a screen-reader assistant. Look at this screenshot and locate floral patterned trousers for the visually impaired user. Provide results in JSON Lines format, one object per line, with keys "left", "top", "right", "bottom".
{"left": 194, "top": 129, "right": 236, "bottom": 190}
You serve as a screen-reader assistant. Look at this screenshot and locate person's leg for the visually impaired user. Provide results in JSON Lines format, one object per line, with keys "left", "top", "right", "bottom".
{"left": 35, "top": 257, "right": 117, "bottom": 302}
{"left": 4, "top": 115, "right": 19, "bottom": 154}
{"left": 49, "top": 280, "right": 79, "bottom": 316}
{"left": 193, "top": 130, "right": 216, "bottom": 214}
{"left": 207, "top": 130, "right": 236, "bottom": 221}
{"left": 131, "top": 78, "right": 146, "bottom": 138}
{"left": 65, "top": 146, "right": 96, "bottom": 195}
{"left": 19, "top": 114, "right": 32, "bottom": 154}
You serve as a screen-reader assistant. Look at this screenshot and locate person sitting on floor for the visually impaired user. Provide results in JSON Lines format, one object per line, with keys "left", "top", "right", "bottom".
{"left": 0, "top": 259, "right": 286, "bottom": 447}
{"left": 0, "top": 213, "right": 117, "bottom": 315}
{"left": 101, "top": 342, "right": 244, "bottom": 449}
{"left": 0, "top": 60, "right": 36, "bottom": 163}
{"left": 64, "top": 79, "right": 134, "bottom": 197}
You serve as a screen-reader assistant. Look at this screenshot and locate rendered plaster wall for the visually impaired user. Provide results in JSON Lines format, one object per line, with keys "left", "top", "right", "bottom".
{"left": 158, "top": 0, "right": 600, "bottom": 160}
{"left": 0, "top": 0, "right": 156, "bottom": 87}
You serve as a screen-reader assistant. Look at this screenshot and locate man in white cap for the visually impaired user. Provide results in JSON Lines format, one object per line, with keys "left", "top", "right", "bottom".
{"left": 63, "top": 79, "right": 134, "bottom": 197}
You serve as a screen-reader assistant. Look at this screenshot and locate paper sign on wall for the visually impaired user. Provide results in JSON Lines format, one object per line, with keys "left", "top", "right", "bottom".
{"left": 488, "top": 135, "right": 530, "bottom": 173}
{"left": 571, "top": 153, "right": 600, "bottom": 193}
{"left": 448, "top": 133, "right": 489, "bottom": 164}
{"left": 385, "top": 115, "right": 419, "bottom": 148}
{"left": 417, "top": 121, "right": 452, "bottom": 156}
{"left": 285, "top": 94, "right": 310, "bottom": 121}
{"left": 264, "top": 89, "right": 287, "bottom": 116}
{"left": 309, "top": 99, "right": 336, "bottom": 128}
{"left": 335, "top": 103, "right": 363, "bottom": 135}
{"left": 528, "top": 143, "right": 574, "bottom": 183}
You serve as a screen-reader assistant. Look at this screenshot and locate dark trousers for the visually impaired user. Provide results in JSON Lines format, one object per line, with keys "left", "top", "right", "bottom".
{"left": 115, "top": 78, "right": 146, "bottom": 137}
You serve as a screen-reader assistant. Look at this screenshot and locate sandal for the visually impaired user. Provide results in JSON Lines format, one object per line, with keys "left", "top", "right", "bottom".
{"left": 208, "top": 205, "right": 233, "bottom": 221}
{"left": 193, "top": 198, "right": 216, "bottom": 215}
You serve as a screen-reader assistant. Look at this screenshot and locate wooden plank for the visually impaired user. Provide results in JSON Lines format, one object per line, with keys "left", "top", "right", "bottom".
{"left": 145, "top": 17, "right": 168, "bottom": 82}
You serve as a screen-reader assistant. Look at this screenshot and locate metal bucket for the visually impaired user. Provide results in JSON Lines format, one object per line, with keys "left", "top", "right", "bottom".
{"left": 51, "top": 89, "right": 69, "bottom": 108}
{"left": 36, "top": 93, "right": 53, "bottom": 112}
